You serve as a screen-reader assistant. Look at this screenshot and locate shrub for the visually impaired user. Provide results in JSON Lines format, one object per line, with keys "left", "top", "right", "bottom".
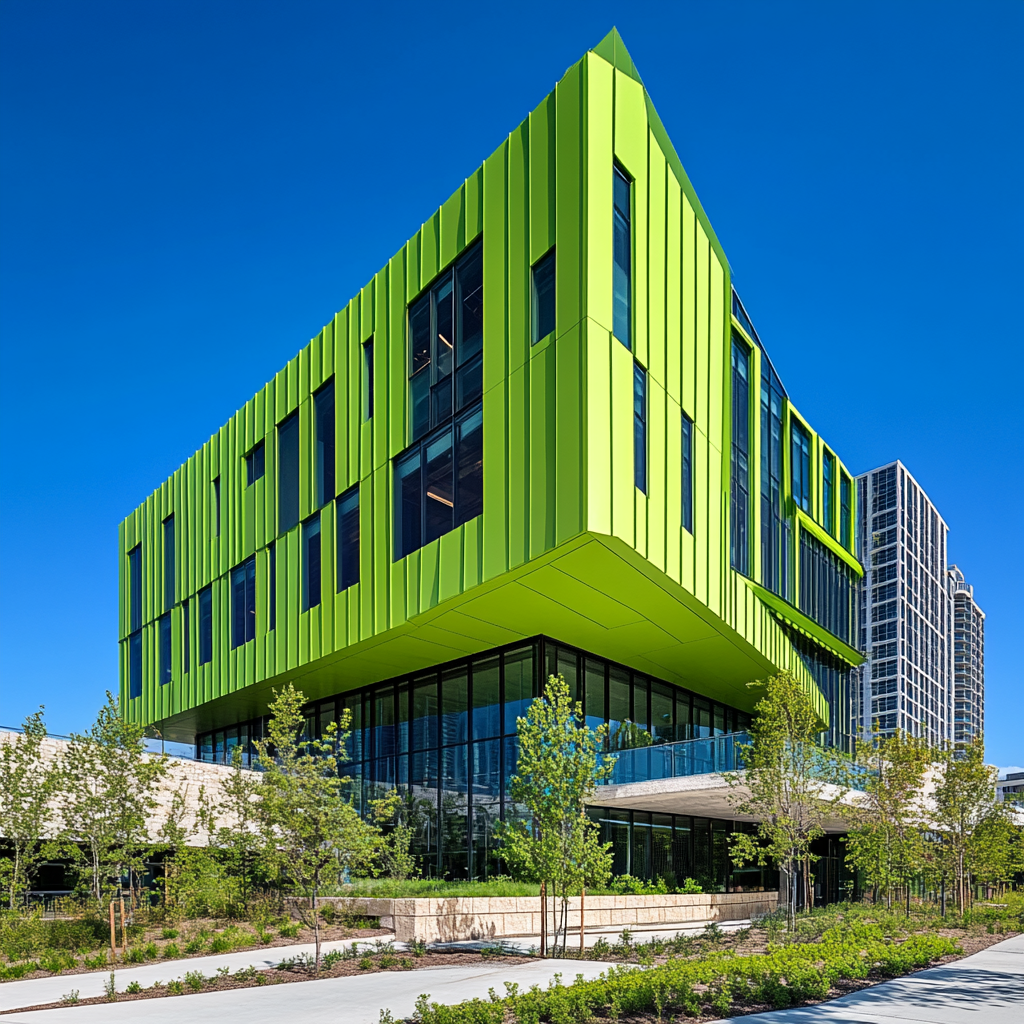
{"left": 161, "top": 928, "right": 179, "bottom": 940}
{"left": 59, "top": 989, "right": 80, "bottom": 1005}
{"left": 359, "top": 956, "right": 373, "bottom": 970}
{"left": 167, "top": 979, "right": 184, "bottom": 995}
{"left": 184, "top": 969, "right": 206, "bottom": 991}
{"left": 83, "top": 952, "right": 109, "bottom": 969}
{"left": 124, "top": 946, "right": 147, "bottom": 964}
{"left": 184, "top": 937, "right": 206, "bottom": 954}
{"left": 277, "top": 922, "right": 299, "bottom": 939}
{"left": 162, "top": 942, "right": 181, "bottom": 959}
{"left": 125, "top": 980, "right": 142, "bottom": 994}
{"left": 39, "top": 950, "right": 76, "bottom": 974}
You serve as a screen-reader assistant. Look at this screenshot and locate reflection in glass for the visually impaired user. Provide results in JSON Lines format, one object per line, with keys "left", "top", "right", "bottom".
{"left": 424, "top": 430, "right": 454, "bottom": 543}
{"left": 472, "top": 656, "right": 500, "bottom": 740}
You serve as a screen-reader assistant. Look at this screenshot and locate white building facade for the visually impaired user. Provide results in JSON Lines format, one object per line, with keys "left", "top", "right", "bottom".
{"left": 947, "top": 565, "right": 985, "bottom": 749}
{"left": 855, "top": 462, "right": 953, "bottom": 744}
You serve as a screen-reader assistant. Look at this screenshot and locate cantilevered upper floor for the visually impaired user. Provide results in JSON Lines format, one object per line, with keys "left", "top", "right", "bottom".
{"left": 118, "top": 29, "right": 863, "bottom": 744}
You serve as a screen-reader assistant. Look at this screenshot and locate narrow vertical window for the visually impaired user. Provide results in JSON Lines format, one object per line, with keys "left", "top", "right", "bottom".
{"left": 278, "top": 412, "right": 300, "bottom": 533}
{"left": 315, "top": 380, "right": 335, "bottom": 507}
{"left": 129, "top": 631, "right": 142, "bottom": 699}
{"left": 163, "top": 515, "right": 175, "bottom": 612}
{"left": 159, "top": 613, "right": 172, "bottom": 684}
{"left": 791, "top": 422, "right": 811, "bottom": 513}
{"left": 182, "top": 599, "right": 190, "bottom": 674}
{"left": 613, "top": 165, "right": 632, "bottom": 348}
{"left": 395, "top": 450, "right": 422, "bottom": 560}
{"left": 840, "top": 474, "right": 852, "bottom": 548}
{"left": 212, "top": 477, "right": 221, "bottom": 537}
{"left": 424, "top": 430, "right": 454, "bottom": 544}
{"left": 303, "top": 515, "right": 321, "bottom": 610}
{"left": 730, "top": 336, "right": 750, "bottom": 574}
{"left": 455, "top": 405, "right": 483, "bottom": 524}
{"left": 198, "top": 586, "right": 213, "bottom": 665}
{"left": 823, "top": 450, "right": 836, "bottom": 534}
{"left": 531, "top": 249, "right": 556, "bottom": 344}
{"left": 231, "top": 556, "right": 256, "bottom": 648}
{"left": 362, "top": 341, "right": 373, "bottom": 420}
{"left": 128, "top": 544, "right": 142, "bottom": 633}
{"left": 128, "top": 543, "right": 143, "bottom": 698}
{"left": 681, "top": 413, "right": 694, "bottom": 534}
{"left": 455, "top": 243, "right": 483, "bottom": 411}
{"left": 336, "top": 487, "right": 360, "bottom": 591}
{"left": 268, "top": 543, "right": 277, "bottom": 631}
{"left": 633, "top": 363, "right": 647, "bottom": 493}
{"left": 245, "top": 441, "right": 265, "bottom": 485}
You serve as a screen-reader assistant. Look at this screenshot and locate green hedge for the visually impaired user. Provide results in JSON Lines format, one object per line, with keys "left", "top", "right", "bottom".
{"left": 412, "top": 924, "right": 958, "bottom": 1023}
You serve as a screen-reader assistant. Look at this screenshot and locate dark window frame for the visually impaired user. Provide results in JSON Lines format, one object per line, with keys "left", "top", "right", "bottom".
{"left": 633, "top": 362, "right": 647, "bottom": 494}
{"left": 336, "top": 485, "right": 360, "bottom": 592}
{"left": 363, "top": 340, "right": 374, "bottom": 420}
{"left": 278, "top": 411, "right": 300, "bottom": 534}
{"left": 159, "top": 613, "right": 172, "bottom": 685}
{"left": 823, "top": 448, "right": 836, "bottom": 535}
{"left": 162, "top": 515, "right": 175, "bottom": 612}
{"left": 212, "top": 476, "right": 221, "bottom": 538}
{"left": 315, "top": 378, "right": 336, "bottom": 508}
{"left": 198, "top": 586, "right": 213, "bottom": 665}
{"left": 531, "top": 248, "right": 556, "bottom": 344}
{"left": 407, "top": 241, "right": 483, "bottom": 443}
{"left": 613, "top": 164, "right": 632, "bottom": 349}
{"left": 268, "top": 543, "right": 277, "bottom": 631}
{"left": 394, "top": 400, "right": 483, "bottom": 561}
{"left": 791, "top": 420, "right": 812, "bottom": 514}
{"left": 245, "top": 441, "right": 265, "bottom": 486}
{"left": 303, "top": 513, "right": 322, "bottom": 611}
{"left": 231, "top": 555, "right": 257, "bottom": 649}
{"left": 681, "top": 412, "right": 694, "bottom": 534}
{"left": 730, "top": 334, "right": 751, "bottom": 575}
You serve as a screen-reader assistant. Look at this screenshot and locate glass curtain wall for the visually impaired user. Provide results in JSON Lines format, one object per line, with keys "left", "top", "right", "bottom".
{"left": 196, "top": 636, "right": 752, "bottom": 880}
{"left": 759, "top": 356, "right": 790, "bottom": 600}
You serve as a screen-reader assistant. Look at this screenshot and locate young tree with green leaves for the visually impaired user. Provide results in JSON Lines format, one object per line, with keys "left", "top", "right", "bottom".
{"left": 56, "top": 692, "right": 169, "bottom": 907}
{"left": 497, "top": 673, "right": 614, "bottom": 954}
{"left": 931, "top": 739, "right": 1011, "bottom": 912}
{"left": 0, "top": 709, "right": 58, "bottom": 909}
{"left": 213, "top": 746, "right": 265, "bottom": 910}
{"left": 842, "top": 729, "right": 932, "bottom": 911}
{"left": 728, "top": 671, "right": 837, "bottom": 928}
{"left": 158, "top": 785, "right": 230, "bottom": 919}
{"left": 254, "top": 683, "right": 384, "bottom": 972}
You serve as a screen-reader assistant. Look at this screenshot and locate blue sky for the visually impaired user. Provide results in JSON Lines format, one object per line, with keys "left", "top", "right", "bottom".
{"left": 1, "top": 1, "right": 1021, "bottom": 765}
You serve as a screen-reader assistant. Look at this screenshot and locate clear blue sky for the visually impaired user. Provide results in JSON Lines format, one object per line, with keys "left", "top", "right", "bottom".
{"left": 1, "top": 1, "right": 1021, "bottom": 765}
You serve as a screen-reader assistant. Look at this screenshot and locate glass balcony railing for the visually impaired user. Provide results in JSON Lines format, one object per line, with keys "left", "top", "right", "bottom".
{"left": 601, "top": 731, "right": 750, "bottom": 786}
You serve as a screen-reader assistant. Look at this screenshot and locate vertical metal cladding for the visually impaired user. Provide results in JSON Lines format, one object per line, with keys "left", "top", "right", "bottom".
{"left": 119, "top": 30, "right": 863, "bottom": 737}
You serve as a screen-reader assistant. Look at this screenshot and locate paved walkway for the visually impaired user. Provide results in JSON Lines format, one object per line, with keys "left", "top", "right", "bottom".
{"left": 709, "top": 932, "right": 1024, "bottom": 1024}
{"left": 2, "top": 958, "right": 620, "bottom": 1022}
{"left": 0, "top": 935, "right": 382, "bottom": 1013}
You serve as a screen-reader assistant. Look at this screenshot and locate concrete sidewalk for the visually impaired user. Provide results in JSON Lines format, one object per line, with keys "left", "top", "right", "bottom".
{"left": 709, "top": 932, "right": 1024, "bottom": 1024}
{"left": 2, "top": 957, "right": 621, "bottom": 1022}
{"left": 0, "top": 935, "right": 386, "bottom": 1013}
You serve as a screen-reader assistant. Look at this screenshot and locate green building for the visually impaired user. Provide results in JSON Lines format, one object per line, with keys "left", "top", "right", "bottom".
{"left": 119, "top": 30, "right": 863, "bottom": 888}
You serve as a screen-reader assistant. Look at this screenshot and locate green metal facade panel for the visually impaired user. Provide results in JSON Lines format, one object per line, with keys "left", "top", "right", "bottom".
{"left": 119, "top": 31, "right": 858, "bottom": 739}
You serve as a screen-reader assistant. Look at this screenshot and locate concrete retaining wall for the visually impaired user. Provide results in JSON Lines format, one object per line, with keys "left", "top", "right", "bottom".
{"left": 315, "top": 891, "right": 779, "bottom": 943}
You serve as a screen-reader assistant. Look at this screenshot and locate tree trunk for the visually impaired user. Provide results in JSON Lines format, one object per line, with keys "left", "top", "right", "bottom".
{"left": 312, "top": 889, "right": 321, "bottom": 974}
{"left": 540, "top": 881, "right": 547, "bottom": 956}
{"left": 580, "top": 888, "right": 586, "bottom": 955}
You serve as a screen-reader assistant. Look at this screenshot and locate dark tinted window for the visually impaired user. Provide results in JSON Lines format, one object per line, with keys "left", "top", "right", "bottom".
{"left": 633, "top": 364, "right": 647, "bottom": 493}
{"left": 163, "top": 516, "right": 175, "bottom": 611}
{"left": 268, "top": 543, "right": 277, "bottom": 631}
{"left": 199, "top": 586, "right": 213, "bottom": 665}
{"left": 823, "top": 450, "right": 836, "bottom": 534}
{"left": 160, "top": 613, "right": 172, "bottom": 684}
{"left": 613, "top": 166, "right": 632, "bottom": 348}
{"left": 278, "top": 412, "right": 300, "bottom": 533}
{"left": 128, "top": 544, "right": 142, "bottom": 632}
{"left": 336, "top": 486, "right": 359, "bottom": 591}
{"left": 363, "top": 341, "right": 374, "bottom": 420}
{"left": 531, "top": 249, "right": 556, "bottom": 344}
{"left": 681, "top": 413, "right": 693, "bottom": 533}
{"left": 212, "top": 476, "right": 221, "bottom": 537}
{"left": 840, "top": 474, "right": 852, "bottom": 548}
{"left": 129, "top": 631, "right": 142, "bottom": 699}
{"left": 315, "top": 381, "right": 335, "bottom": 507}
{"left": 246, "top": 441, "right": 265, "bottom": 485}
{"left": 408, "top": 242, "right": 483, "bottom": 442}
{"left": 730, "top": 336, "right": 750, "bottom": 574}
{"left": 183, "top": 599, "right": 190, "bottom": 674}
{"left": 303, "top": 515, "right": 321, "bottom": 610}
{"left": 231, "top": 556, "right": 256, "bottom": 648}
{"left": 792, "top": 422, "right": 811, "bottom": 513}
{"left": 393, "top": 401, "right": 483, "bottom": 560}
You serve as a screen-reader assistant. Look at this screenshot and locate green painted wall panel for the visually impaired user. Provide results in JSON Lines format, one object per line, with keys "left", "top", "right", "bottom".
{"left": 120, "top": 33, "right": 856, "bottom": 738}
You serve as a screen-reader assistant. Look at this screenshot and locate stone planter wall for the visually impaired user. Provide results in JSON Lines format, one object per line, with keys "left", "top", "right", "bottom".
{"left": 313, "top": 891, "right": 779, "bottom": 943}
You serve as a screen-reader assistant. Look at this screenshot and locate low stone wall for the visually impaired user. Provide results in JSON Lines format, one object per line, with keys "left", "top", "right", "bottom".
{"left": 315, "top": 891, "right": 779, "bottom": 943}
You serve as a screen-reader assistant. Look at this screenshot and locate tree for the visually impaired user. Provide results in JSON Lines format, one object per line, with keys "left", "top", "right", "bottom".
{"left": 213, "top": 746, "right": 265, "bottom": 910}
{"left": 931, "top": 739, "right": 1011, "bottom": 912}
{"left": 56, "top": 692, "right": 169, "bottom": 907}
{"left": 842, "top": 729, "right": 931, "bottom": 911}
{"left": 728, "top": 671, "right": 837, "bottom": 928}
{"left": 254, "top": 684, "right": 383, "bottom": 972}
{"left": 497, "top": 673, "right": 614, "bottom": 954}
{"left": 158, "top": 785, "right": 230, "bottom": 919}
{"left": 0, "top": 709, "right": 58, "bottom": 909}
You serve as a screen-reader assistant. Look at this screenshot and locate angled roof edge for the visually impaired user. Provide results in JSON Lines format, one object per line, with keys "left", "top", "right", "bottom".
{"left": 590, "top": 28, "right": 731, "bottom": 274}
